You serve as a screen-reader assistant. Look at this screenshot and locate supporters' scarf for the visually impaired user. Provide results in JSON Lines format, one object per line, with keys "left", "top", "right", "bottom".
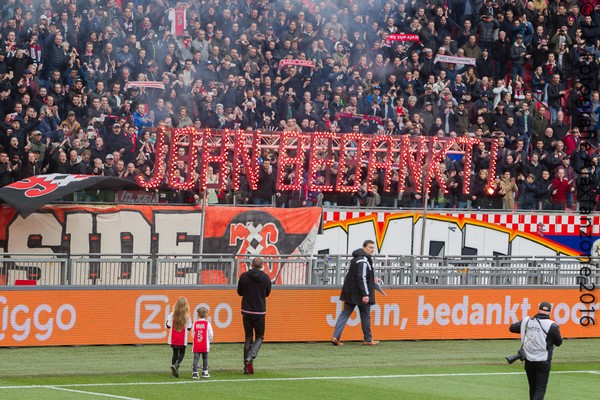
{"left": 335, "top": 112, "right": 383, "bottom": 124}
{"left": 434, "top": 54, "right": 477, "bottom": 66}
{"left": 277, "top": 59, "right": 314, "bottom": 73}
{"left": 5, "top": 41, "right": 15, "bottom": 53}
{"left": 30, "top": 43, "right": 41, "bottom": 64}
{"left": 385, "top": 33, "right": 421, "bottom": 43}
{"left": 124, "top": 81, "right": 166, "bottom": 90}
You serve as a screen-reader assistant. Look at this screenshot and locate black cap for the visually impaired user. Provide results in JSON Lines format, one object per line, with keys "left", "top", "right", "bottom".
{"left": 539, "top": 302, "right": 552, "bottom": 312}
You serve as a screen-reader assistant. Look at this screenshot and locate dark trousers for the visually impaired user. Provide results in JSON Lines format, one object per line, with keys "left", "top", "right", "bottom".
{"left": 525, "top": 360, "right": 551, "bottom": 400}
{"left": 171, "top": 346, "right": 186, "bottom": 366}
{"left": 243, "top": 313, "right": 265, "bottom": 362}
{"left": 495, "top": 61, "right": 507, "bottom": 81}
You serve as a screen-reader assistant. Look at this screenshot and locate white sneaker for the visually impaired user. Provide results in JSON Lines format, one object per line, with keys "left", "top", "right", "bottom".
{"left": 202, "top": 370, "right": 210, "bottom": 378}
{"left": 192, "top": 372, "right": 199, "bottom": 380}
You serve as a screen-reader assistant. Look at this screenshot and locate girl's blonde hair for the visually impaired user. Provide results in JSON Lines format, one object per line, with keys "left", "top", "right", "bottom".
{"left": 172, "top": 297, "right": 190, "bottom": 331}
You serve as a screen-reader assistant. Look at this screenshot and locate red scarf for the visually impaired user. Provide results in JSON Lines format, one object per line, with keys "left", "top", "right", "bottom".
{"left": 30, "top": 43, "right": 41, "bottom": 63}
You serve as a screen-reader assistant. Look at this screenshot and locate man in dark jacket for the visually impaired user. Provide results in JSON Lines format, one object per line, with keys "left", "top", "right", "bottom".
{"left": 0, "top": 151, "right": 18, "bottom": 187}
{"left": 331, "top": 240, "right": 379, "bottom": 346}
{"left": 253, "top": 159, "right": 278, "bottom": 205}
{"left": 237, "top": 257, "right": 272, "bottom": 375}
{"left": 509, "top": 301, "right": 563, "bottom": 400}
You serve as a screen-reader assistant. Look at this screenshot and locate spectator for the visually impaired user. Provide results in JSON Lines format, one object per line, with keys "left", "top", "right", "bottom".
{"left": 536, "top": 169, "right": 554, "bottom": 210}
{"left": 518, "top": 173, "right": 539, "bottom": 210}
{"left": 498, "top": 170, "right": 519, "bottom": 210}
{"left": 550, "top": 168, "right": 574, "bottom": 210}
{"left": 0, "top": 0, "right": 594, "bottom": 212}
{"left": 253, "top": 158, "right": 278, "bottom": 205}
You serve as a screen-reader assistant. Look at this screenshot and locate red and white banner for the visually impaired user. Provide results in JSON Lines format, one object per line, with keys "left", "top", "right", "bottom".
{"left": 278, "top": 59, "right": 314, "bottom": 73}
{"left": 168, "top": 7, "right": 187, "bottom": 37}
{"left": 434, "top": 54, "right": 477, "bottom": 66}
{"left": 124, "top": 81, "right": 165, "bottom": 90}
{"left": 335, "top": 112, "right": 383, "bottom": 124}
{"left": 386, "top": 33, "right": 421, "bottom": 43}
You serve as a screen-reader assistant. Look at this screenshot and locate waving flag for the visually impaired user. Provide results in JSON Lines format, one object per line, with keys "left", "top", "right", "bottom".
{"left": 0, "top": 174, "right": 138, "bottom": 216}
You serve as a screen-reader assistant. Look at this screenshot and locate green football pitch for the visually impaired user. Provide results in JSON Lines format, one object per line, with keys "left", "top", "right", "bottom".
{"left": 1, "top": 339, "right": 598, "bottom": 399}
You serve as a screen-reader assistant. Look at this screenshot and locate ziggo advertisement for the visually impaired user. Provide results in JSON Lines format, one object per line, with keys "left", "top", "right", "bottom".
{"left": 1, "top": 288, "right": 597, "bottom": 347}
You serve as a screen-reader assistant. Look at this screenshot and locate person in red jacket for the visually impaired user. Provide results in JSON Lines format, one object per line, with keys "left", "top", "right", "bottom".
{"left": 166, "top": 296, "right": 192, "bottom": 378}
{"left": 192, "top": 306, "right": 214, "bottom": 379}
{"left": 550, "top": 168, "right": 574, "bottom": 210}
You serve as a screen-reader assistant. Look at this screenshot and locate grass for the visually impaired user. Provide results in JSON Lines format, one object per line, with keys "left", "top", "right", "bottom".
{"left": 1, "top": 339, "right": 599, "bottom": 399}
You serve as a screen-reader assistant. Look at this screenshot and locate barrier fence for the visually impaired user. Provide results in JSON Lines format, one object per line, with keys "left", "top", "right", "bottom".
{"left": 1, "top": 254, "right": 598, "bottom": 287}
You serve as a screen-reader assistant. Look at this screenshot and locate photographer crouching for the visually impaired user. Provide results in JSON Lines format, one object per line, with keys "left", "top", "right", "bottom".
{"left": 508, "top": 302, "right": 563, "bottom": 400}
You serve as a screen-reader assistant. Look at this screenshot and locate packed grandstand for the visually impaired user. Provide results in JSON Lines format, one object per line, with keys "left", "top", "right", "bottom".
{"left": 0, "top": 0, "right": 599, "bottom": 211}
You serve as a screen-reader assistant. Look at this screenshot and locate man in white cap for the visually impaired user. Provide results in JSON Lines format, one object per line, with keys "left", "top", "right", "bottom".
{"left": 509, "top": 301, "right": 563, "bottom": 400}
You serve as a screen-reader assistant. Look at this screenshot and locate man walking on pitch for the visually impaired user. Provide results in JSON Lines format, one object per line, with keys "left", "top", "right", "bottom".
{"left": 331, "top": 240, "right": 379, "bottom": 346}
{"left": 237, "top": 257, "right": 271, "bottom": 374}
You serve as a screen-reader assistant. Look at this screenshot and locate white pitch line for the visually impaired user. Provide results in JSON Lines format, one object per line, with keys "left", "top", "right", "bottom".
{"left": 0, "top": 370, "right": 597, "bottom": 390}
{"left": 44, "top": 386, "right": 142, "bottom": 400}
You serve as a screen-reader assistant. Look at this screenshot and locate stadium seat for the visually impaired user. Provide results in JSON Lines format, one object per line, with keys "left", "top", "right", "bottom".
{"left": 201, "top": 270, "right": 228, "bottom": 284}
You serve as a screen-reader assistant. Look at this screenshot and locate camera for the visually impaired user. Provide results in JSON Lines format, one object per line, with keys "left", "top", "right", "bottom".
{"left": 506, "top": 348, "right": 525, "bottom": 364}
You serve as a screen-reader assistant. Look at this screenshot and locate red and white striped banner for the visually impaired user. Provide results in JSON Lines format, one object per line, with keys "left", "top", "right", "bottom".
{"left": 335, "top": 112, "right": 383, "bottom": 124}
{"left": 386, "top": 33, "right": 421, "bottom": 43}
{"left": 434, "top": 54, "right": 477, "bottom": 66}
{"left": 278, "top": 59, "right": 314, "bottom": 73}
{"left": 124, "top": 81, "right": 165, "bottom": 90}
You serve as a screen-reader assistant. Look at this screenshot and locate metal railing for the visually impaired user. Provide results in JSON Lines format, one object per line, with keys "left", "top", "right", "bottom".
{"left": 1, "top": 254, "right": 598, "bottom": 287}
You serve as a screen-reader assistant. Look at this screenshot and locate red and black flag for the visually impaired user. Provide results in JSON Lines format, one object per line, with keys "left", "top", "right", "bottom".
{"left": 0, "top": 174, "right": 138, "bottom": 217}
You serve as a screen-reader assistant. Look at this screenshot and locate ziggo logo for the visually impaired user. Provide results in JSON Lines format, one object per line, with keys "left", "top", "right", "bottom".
{"left": 0, "top": 296, "right": 76, "bottom": 342}
{"left": 135, "top": 295, "right": 233, "bottom": 340}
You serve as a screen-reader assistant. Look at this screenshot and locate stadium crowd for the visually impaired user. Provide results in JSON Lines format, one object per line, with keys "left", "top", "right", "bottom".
{"left": 0, "top": 0, "right": 599, "bottom": 210}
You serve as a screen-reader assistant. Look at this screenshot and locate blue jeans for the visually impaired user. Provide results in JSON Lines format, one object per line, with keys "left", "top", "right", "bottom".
{"left": 549, "top": 107, "right": 560, "bottom": 124}
{"left": 511, "top": 63, "right": 524, "bottom": 81}
{"left": 332, "top": 302, "right": 373, "bottom": 342}
{"left": 253, "top": 198, "right": 271, "bottom": 205}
